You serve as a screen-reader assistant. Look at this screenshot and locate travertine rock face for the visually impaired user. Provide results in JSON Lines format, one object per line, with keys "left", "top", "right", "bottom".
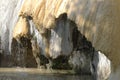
{"left": 0, "top": 37, "right": 1, "bottom": 53}
{"left": 93, "top": 51, "right": 111, "bottom": 80}
{"left": 49, "top": 13, "right": 73, "bottom": 59}
{"left": 11, "top": 36, "right": 37, "bottom": 67}
{"left": 11, "top": 13, "right": 33, "bottom": 67}
{"left": 69, "top": 50, "right": 111, "bottom": 80}
{"left": 19, "top": 0, "right": 120, "bottom": 68}
{"left": 13, "top": 16, "right": 30, "bottom": 39}
{"left": 0, "top": 37, "right": 1, "bottom": 66}
{"left": 0, "top": 0, "right": 24, "bottom": 54}
{"left": 0, "top": 0, "right": 120, "bottom": 71}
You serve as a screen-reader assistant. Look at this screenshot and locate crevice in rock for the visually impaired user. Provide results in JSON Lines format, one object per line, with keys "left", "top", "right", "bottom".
{"left": 68, "top": 17, "right": 95, "bottom": 74}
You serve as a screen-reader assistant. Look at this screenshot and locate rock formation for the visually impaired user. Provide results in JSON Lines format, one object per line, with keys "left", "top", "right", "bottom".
{"left": 0, "top": 36, "right": 2, "bottom": 54}
{"left": 31, "top": 37, "right": 48, "bottom": 69}
{"left": 0, "top": 36, "right": 1, "bottom": 66}
{"left": 13, "top": 14, "right": 31, "bottom": 40}
{"left": 93, "top": 51, "right": 111, "bottom": 80}
{"left": 17, "top": 0, "right": 120, "bottom": 69}
{"left": 11, "top": 14, "right": 36, "bottom": 67}
{"left": 31, "top": 37, "right": 41, "bottom": 68}
{"left": 69, "top": 50, "right": 111, "bottom": 80}
{"left": 1, "top": 0, "right": 120, "bottom": 68}
{"left": 1, "top": 0, "right": 119, "bottom": 79}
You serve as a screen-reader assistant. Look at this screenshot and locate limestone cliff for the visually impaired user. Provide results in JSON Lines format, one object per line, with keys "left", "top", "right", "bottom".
{"left": 0, "top": 0, "right": 120, "bottom": 69}
{"left": 18, "top": 0, "right": 120, "bottom": 68}
{"left": 13, "top": 16, "right": 30, "bottom": 39}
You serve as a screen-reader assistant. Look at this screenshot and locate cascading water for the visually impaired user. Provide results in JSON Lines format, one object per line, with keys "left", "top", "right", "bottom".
{"left": 0, "top": 0, "right": 25, "bottom": 67}
{"left": 0, "top": 0, "right": 24, "bottom": 54}
{"left": 1, "top": 0, "right": 120, "bottom": 80}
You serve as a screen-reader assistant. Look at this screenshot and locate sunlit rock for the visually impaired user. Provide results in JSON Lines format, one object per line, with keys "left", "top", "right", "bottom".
{"left": 0, "top": 0, "right": 24, "bottom": 55}
{"left": 11, "top": 14, "right": 36, "bottom": 67}
{"left": 0, "top": 0, "right": 119, "bottom": 75}
{"left": 13, "top": 15, "right": 30, "bottom": 40}
{"left": 45, "top": 14, "right": 56, "bottom": 29}
{"left": 12, "top": 15, "right": 30, "bottom": 67}
{"left": 18, "top": 0, "right": 120, "bottom": 68}
{"left": 93, "top": 51, "right": 111, "bottom": 80}
{"left": 49, "top": 13, "right": 73, "bottom": 59}
{"left": 31, "top": 13, "right": 74, "bottom": 69}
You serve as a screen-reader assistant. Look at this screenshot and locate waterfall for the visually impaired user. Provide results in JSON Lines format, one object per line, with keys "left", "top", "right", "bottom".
{"left": 1, "top": 0, "right": 120, "bottom": 79}
{"left": 0, "top": 0, "right": 24, "bottom": 54}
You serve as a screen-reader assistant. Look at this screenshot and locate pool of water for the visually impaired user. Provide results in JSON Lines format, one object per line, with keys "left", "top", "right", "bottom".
{"left": 0, "top": 68, "right": 93, "bottom": 80}
{"left": 0, "top": 68, "right": 120, "bottom": 80}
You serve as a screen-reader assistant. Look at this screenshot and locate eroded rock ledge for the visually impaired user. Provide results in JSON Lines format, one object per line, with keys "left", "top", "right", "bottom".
{"left": 0, "top": 0, "right": 112, "bottom": 79}
{"left": 10, "top": 11, "right": 111, "bottom": 80}
{"left": 12, "top": 12, "right": 95, "bottom": 69}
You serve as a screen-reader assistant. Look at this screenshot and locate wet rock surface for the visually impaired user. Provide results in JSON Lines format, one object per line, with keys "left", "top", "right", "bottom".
{"left": 0, "top": 37, "right": 1, "bottom": 66}
{"left": 0, "top": 10, "right": 111, "bottom": 80}
{"left": 11, "top": 37, "right": 37, "bottom": 68}
{"left": 16, "top": 0, "right": 120, "bottom": 69}
{"left": 0, "top": 0, "right": 114, "bottom": 79}
{"left": 1, "top": 0, "right": 120, "bottom": 70}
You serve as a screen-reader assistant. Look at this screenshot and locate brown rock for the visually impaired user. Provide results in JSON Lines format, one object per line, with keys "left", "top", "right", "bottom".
{"left": 19, "top": 0, "right": 120, "bottom": 69}
{"left": 13, "top": 16, "right": 30, "bottom": 39}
